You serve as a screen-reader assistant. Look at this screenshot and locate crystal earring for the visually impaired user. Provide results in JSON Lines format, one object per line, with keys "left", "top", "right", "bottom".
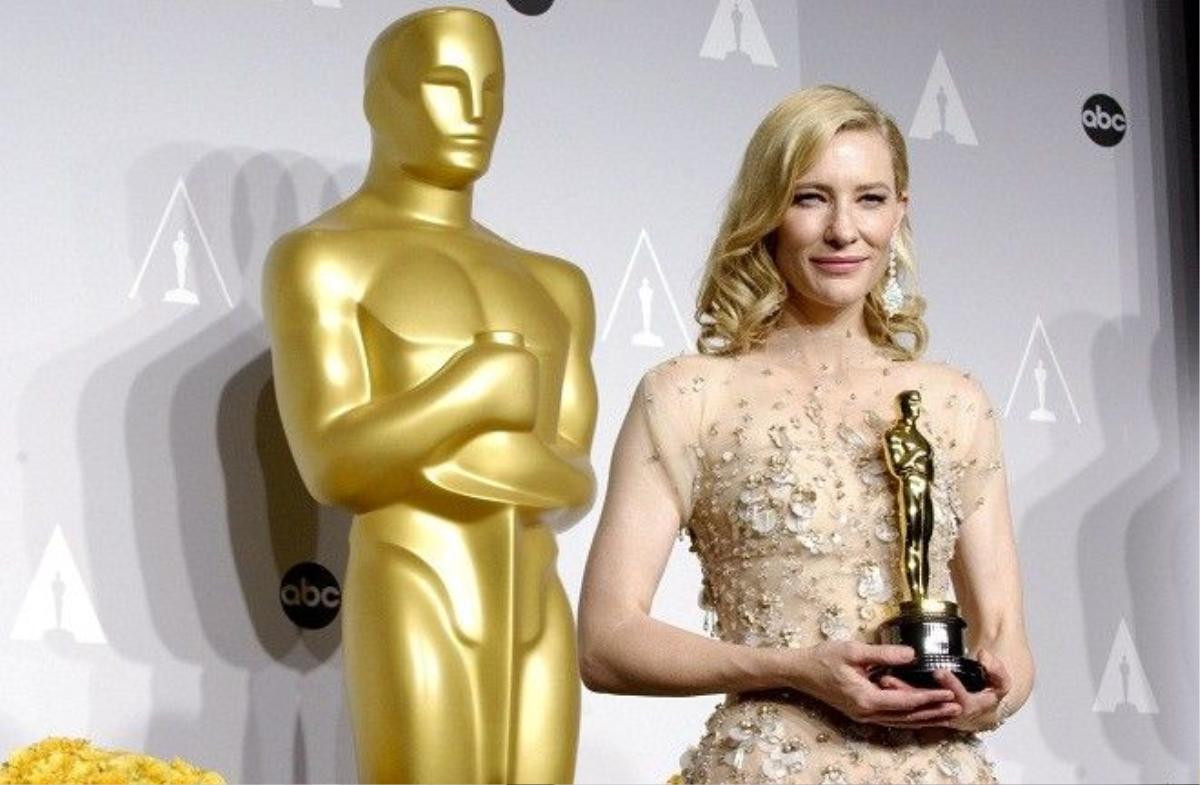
{"left": 882, "top": 238, "right": 903, "bottom": 317}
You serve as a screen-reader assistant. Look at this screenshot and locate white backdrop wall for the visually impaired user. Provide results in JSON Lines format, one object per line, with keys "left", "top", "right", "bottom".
{"left": 0, "top": 2, "right": 1195, "bottom": 783}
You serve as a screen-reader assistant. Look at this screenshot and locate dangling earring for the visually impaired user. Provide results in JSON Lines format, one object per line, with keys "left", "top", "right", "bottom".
{"left": 882, "top": 236, "right": 903, "bottom": 317}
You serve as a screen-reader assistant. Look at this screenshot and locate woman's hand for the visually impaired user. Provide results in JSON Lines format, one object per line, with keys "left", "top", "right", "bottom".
{"left": 790, "top": 641, "right": 963, "bottom": 726}
{"left": 876, "top": 648, "right": 1013, "bottom": 731}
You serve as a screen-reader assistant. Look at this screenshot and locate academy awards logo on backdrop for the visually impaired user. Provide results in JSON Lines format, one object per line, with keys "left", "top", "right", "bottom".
{"left": 280, "top": 561, "right": 341, "bottom": 630}
{"left": 1004, "top": 315, "right": 1081, "bottom": 424}
{"left": 9, "top": 526, "right": 107, "bottom": 645}
{"left": 128, "top": 177, "right": 234, "bottom": 309}
{"left": 1092, "top": 618, "right": 1158, "bottom": 714}
{"left": 909, "top": 50, "right": 978, "bottom": 146}
{"left": 601, "top": 229, "right": 691, "bottom": 352}
{"left": 1081, "top": 94, "right": 1127, "bottom": 147}
{"left": 699, "top": 0, "right": 777, "bottom": 68}
{"left": 506, "top": 0, "right": 554, "bottom": 15}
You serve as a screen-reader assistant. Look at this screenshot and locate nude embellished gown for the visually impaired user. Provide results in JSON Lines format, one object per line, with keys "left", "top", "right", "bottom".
{"left": 611, "top": 325, "right": 1008, "bottom": 784}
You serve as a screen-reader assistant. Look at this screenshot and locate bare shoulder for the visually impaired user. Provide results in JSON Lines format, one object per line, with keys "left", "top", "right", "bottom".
{"left": 641, "top": 351, "right": 734, "bottom": 392}
{"left": 902, "top": 358, "right": 1000, "bottom": 431}
{"left": 901, "top": 357, "right": 985, "bottom": 394}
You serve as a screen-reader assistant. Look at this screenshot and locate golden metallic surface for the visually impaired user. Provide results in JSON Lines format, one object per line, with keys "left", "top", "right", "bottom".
{"left": 879, "top": 391, "right": 985, "bottom": 691}
{"left": 883, "top": 390, "right": 936, "bottom": 605}
{"left": 898, "top": 598, "right": 958, "bottom": 617}
{"left": 261, "top": 8, "right": 597, "bottom": 782}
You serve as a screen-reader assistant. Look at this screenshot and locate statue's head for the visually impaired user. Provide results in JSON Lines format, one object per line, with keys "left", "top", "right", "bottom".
{"left": 363, "top": 8, "right": 503, "bottom": 188}
{"left": 899, "top": 389, "right": 922, "bottom": 418}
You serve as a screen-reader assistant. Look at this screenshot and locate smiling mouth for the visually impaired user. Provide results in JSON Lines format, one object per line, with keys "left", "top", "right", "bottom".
{"left": 810, "top": 256, "right": 867, "bottom": 273}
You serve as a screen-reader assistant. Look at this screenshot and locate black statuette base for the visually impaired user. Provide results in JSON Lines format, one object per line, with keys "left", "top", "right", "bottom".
{"left": 869, "top": 609, "right": 987, "bottom": 693}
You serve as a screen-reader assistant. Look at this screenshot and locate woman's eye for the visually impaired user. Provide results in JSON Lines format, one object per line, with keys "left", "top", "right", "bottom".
{"left": 792, "top": 193, "right": 887, "bottom": 206}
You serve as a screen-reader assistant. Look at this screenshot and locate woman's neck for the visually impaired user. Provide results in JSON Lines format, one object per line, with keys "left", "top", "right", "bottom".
{"left": 774, "top": 298, "right": 872, "bottom": 343}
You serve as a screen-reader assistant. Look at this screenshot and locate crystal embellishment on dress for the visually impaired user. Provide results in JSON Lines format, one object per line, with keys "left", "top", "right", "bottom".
{"left": 819, "top": 607, "right": 851, "bottom": 640}
{"left": 820, "top": 765, "right": 849, "bottom": 784}
{"left": 855, "top": 562, "right": 891, "bottom": 603}
{"left": 762, "top": 740, "right": 809, "bottom": 780}
{"left": 786, "top": 488, "right": 817, "bottom": 531}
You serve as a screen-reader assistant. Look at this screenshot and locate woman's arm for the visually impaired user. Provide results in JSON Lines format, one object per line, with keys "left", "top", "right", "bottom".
{"left": 578, "top": 597, "right": 793, "bottom": 696}
{"left": 949, "top": 483, "right": 1036, "bottom": 727}
{"left": 576, "top": 461, "right": 792, "bottom": 695}
{"left": 576, "top": 368, "right": 787, "bottom": 695}
{"left": 947, "top": 376, "right": 1036, "bottom": 729}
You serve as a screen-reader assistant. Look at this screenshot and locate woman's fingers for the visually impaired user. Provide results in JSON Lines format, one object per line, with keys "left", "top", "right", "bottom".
{"left": 879, "top": 675, "right": 916, "bottom": 691}
{"left": 849, "top": 643, "right": 918, "bottom": 666}
{"left": 866, "top": 702, "right": 962, "bottom": 726}
{"left": 933, "top": 668, "right": 973, "bottom": 704}
{"left": 934, "top": 668, "right": 1002, "bottom": 722}
{"left": 978, "top": 649, "right": 1013, "bottom": 694}
{"left": 861, "top": 682, "right": 956, "bottom": 712}
{"left": 877, "top": 665, "right": 1008, "bottom": 728}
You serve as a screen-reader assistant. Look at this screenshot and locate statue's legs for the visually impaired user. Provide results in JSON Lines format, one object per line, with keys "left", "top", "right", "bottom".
{"left": 903, "top": 492, "right": 922, "bottom": 601}
{"left": 342, "top": 507, "right": 581, "bottom": 783}
{"left": 902, "top": 476, "right": 935, "bottom": 601}
{"left": 342, "top": 532, "right": 480, "bottom": 783}
{"left": 918, "top": 496, "right": 934, "bottom": 596}
{"left": 510, "top": 526, "right": 580, "bottom": 784}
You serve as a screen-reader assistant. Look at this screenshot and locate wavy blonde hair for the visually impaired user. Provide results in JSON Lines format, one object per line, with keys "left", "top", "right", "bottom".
{"left": 696, "top": 85, "right": 927, "bottom": 360}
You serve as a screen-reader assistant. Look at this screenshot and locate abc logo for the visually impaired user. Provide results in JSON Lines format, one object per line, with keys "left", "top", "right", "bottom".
{"left": 1081, "top": 94, "right": 1127, "bottom": 147}
{"left": 507, "top": 0, "right": 554, "bottom": 15}
{"left": 279, "top": 562, "right": 341, "bottom": 630}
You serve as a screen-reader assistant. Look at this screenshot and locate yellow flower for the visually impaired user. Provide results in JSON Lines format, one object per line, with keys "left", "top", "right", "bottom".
{"left": 0, "top": 737, "right": 224, "bottom": 784}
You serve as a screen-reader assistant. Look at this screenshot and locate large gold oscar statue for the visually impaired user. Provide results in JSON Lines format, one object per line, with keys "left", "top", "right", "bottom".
{"left": 261, "top": 8, "right": 597, "bottom": 782}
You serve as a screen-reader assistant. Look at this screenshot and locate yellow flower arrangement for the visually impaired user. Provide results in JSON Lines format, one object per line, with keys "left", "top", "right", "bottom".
{"left": 0, "top": 737, "right": 224, "bottom": 785}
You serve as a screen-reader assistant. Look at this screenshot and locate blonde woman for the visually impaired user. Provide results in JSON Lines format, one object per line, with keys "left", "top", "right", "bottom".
{"left": 578, "top": 85, "right": 1034, "bottom": 784}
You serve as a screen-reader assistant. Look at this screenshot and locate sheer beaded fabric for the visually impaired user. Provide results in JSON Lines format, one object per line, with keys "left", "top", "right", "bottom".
{"left": 619, "top": 324, "right": 1007, "bottom": 784}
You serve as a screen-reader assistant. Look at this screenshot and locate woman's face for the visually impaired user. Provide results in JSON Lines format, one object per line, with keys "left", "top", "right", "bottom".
{"left": 773, "top": 128, "right": 908, "bottom": 315}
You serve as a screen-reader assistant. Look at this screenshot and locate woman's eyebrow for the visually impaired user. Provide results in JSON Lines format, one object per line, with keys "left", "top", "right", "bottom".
{"left": 793, "top": 181, "right": 893, "bottom": 193}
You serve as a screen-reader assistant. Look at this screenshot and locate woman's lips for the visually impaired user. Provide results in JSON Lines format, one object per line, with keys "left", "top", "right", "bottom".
{"left": 810, "top": 256, "right": 867, "bottom": 273}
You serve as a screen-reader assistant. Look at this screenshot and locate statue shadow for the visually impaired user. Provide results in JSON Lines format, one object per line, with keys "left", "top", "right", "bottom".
{"left": 1016, "top": 311, "right": 1195, "bottom": 784}
{"left": 68, "top": 145, "right": 363, "bottom": 782}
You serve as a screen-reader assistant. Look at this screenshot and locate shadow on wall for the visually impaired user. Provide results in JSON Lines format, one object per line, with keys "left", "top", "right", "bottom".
{"left": 58, "top": 146, "right": 364, "bottom": 782}
{"left": 1017, "top": 311, "right": 1195, "bottom": 783}
{"left": 1082, "top": 317, "right": 1195, "bottom": 782}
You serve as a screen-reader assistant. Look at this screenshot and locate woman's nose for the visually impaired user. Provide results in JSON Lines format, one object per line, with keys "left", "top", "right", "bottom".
{"left": 824, "top": 203, "right": 858, "bottom": 246}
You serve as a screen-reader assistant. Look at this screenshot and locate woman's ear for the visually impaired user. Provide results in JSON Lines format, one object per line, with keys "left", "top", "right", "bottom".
{"left": 894, "top": 192, "right": 909, "bottom": 231}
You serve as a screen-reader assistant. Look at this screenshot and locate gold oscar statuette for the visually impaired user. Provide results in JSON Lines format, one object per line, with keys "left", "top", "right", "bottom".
{"left": 261, "top": 7, "right": 598, "bottom": 782}
{"left": 870, "top": 390, "right": 986, "bottom": 692}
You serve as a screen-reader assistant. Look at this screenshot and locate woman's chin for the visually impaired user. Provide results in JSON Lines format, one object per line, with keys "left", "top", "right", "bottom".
{"left": 804, "top": 286, "right": 872, "bottom": 309}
